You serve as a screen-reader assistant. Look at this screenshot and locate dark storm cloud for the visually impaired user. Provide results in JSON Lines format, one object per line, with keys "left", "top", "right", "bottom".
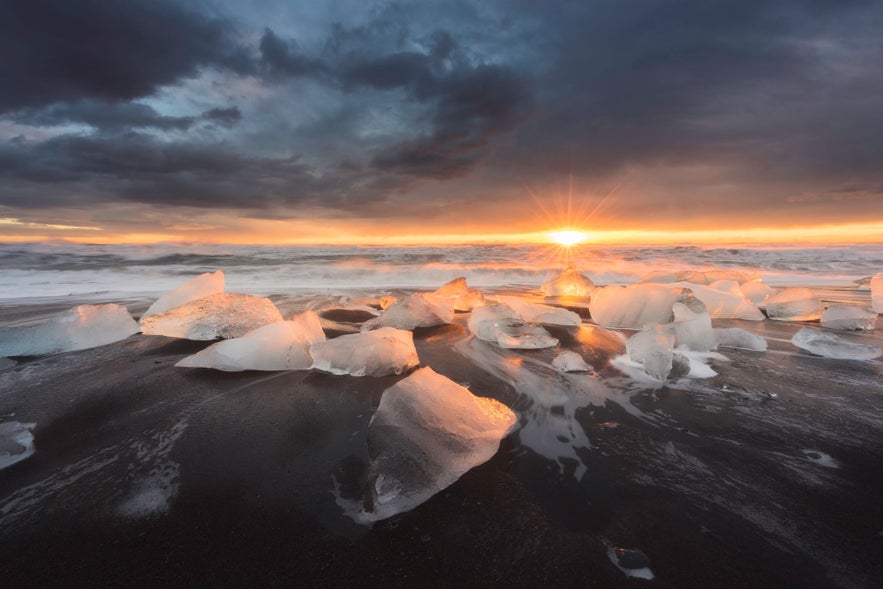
{"left": 0, "top": 0, "right": 252, "bottom": 113}
{"left": 258, "top": 29, "right": 328, "bottom": 78}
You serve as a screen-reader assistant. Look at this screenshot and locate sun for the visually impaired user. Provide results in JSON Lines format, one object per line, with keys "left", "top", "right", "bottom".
{"left": 547, "top": 230, "right": 588, "bottom": 246}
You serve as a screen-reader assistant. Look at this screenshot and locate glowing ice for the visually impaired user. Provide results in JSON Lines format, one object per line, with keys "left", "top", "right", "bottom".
{"left": 626, "top": 324, "right": 676, "bottom": 381}
{"left": 589, "top": 284, "right": 693, "bottom": 328}
{"left": 671, "top": 302, "right": 715, "bottom": 352}
{"left": 497, "top": 296, "right": 581, "bottom": 326}
{"left": 542, "top": 267, "right": 594, "bottom": 297}
{"left": 791, "top": 327, "right": 881, "bottom": 360}
{"left": 359, "top": 367, "right": 516, "bottom": 522}
{"left": 176, "top": 311, "right": 325, "bottom": 371}
{"left": 379, "top": 296, "right": 399, "bottom": 310}
{"left": 669, "top": 282, "right": 763, "bottom": 320}
{"left": 493, "top": 321, "right": 558, "bottom": 349}
{"left": 740, "top": 281, "right": 777, "bottom": 307}
{"left": 0, "top": 304, "right": 139, "bottom": 356}
{"left": 872, "top": 273, "right": 883, "bottom": 314}
{"left": 0, "top": 421, "right": 36, "bottom": 470}
{"left": 713, "top": 327, "right": 768, "bottom": 351}
{"left": 552, "top": 350, "right": 592, "bottom": 372}
{"left": 362, "top": 293, "right": 454, "bottom": 331}
{"left": 140, "top": 293, "right": 283, "bottom": 340}
{"left": 467, "top": 304, "right": 521, "bottom": 341}
{"left": 431, "top": 277, "right": 485, "bottom": 311}
{"left": 820, "top": 306, "right": 876, "bottom": 331}
{"left": 765, "top": 288, "right": 821, "bottom": 321}
{"left": 142, "top": 270, "right": 224, "bottom": 318}
{"left": 310, "top": 327, "right": 419, "bottom": 377}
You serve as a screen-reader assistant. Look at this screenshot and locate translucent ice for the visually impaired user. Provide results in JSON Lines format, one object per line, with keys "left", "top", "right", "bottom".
{"left": 872, "top": 273, "right": 883, "bottom": 314}
{"left": 671, "top": 302, "right": 715, "bottom": 352}
{"left": 589, "top": 284, "right": 692, "bottom": 329}
{"left": 431, "top": 277, "right": 486, "bottom": 311}
{"left": 140, "top": 293, "right": 283, "bottom": 340}
{"left": 310, "top": 327, "right": 419, "bottom": 377}
{"left": 541, "top": 267, "right": 594, "bottom": 297}
{"left": 552, "top": 350, "right": 592, "bottom": 372}
{"left": 820, "top": 306, "right": 876, "bottom": 331}
{"left": 467, "top": 304, "right": 521, "bottom": 341}
{"left": 740, "top": 281, "right": 777, "bottom": 307}
{"left": 497, "top": 296, "right": 581, "bottom": 326}
{"left": 359, "top": 367, "right": 516, "bottom": 522}
{"left": 670, "top": 282, "right": 763, "bottom": 320}
{"left": 142, "top": 270, "right": 224, "bottom": 318}
{"left": 176, "top": 311, "right": 325, "bottom": 371}
{"left": 713, "top": 327, "right": 768, "bottom": 351}
{"left": 608, "top": 547, "right": 654, "bottom": 581}
{"left": 362, "top": 293, "right": 454, "bottom": 331}
{"left": 0, "top": 421, "right": 36, "bottom": 470}
{"left": 493, "top": 321, "right": 559, "bottom": 349}
{"left": 766, "top": 288, "right": 821, "bottom": 321}
{"left": 0, "top": 304, "right": 140, "bottom": 356}
{"left": 626, "top": 324, "right": 676, "bottom": 380}
{"left": 791, "top": 327, "right": 881, "bottom": 360}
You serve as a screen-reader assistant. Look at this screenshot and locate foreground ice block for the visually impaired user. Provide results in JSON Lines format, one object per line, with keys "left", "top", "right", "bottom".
{"left": 176, "top": 312, "right": 325, "bottom": 371}
{"left": 765, "top": 288, "right": 821, "bottom": 321}
{"left": 362, "top": 293, "right": 454, "bottom": 331}
{"left": 542, "top": 267, "right": 594, "bottom": 297}
{"left": 552, "top": 350, "right": 592, "bottom": 372}
{"left": 140, "top": 293, "right": 283, "bottom": 340}
{"left": 589, "top": 284, "right": 694, "bottom": 329}
{"left": 791, "top": 327, "right": 881, "bottom": 360}
{"left": 0, "top": 421, "right": 36, "bottom": 470}
{"left": 626, "top": 324, "right": 676, "bottom": 380}
{"left": 431, "top": 277, "right": 485, "bottom": 311}
{"left": 872, "top": 273, "right": 883, "bottom": 314}
{"left": 310, "top": 327, "right": 419, "bottom": 377}
{"left": 497, "top": 295, "right": 581, "bottom": 326}
{"left": 360, "top": 367, "right": 516, "bottom": 522}
{"left": 670, "top": 282, "right": 763, "bottom": 320}
{"left": 713, "top": 327, "right": 768, "bottom": 351}
{"left": 142, "top": 270, "right": 224, "bottom": 318}
{"left": 467, "top": 304, "right": 521, "bottom": 341}
{"left": 671, "top": 302, "right": 715, "bottom": 352}
{"left": 0, "top": 304, "right": 140, "bottom": 356}
{"left": 820, "top": 306, "right": 877, "bottom": 331}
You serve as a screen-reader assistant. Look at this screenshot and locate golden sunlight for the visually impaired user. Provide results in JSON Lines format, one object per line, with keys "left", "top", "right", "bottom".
{"left": 548, "top": 230, "right": 588, "bottom": 246}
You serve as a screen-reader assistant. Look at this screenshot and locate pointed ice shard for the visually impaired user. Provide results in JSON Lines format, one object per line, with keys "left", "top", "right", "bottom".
{"left": 362, "top": 293, "right": 455, "bottom": 331}
{"left": 142, "top": 270, "right": 224, "bottom": 318}
{"left": 791, "top": 327, "right": 881, "bottom": 360}
{"left": 541, "top": 266, "right": 594, "bottom": 297}
{"left": 140, "top": 293, "right": 283, "bottom": 340}
{"left": 431, "top": 277, "right": 485, "bottom": 311}
{"left": 310, "top": 327, "right": 419, "bottom": 377}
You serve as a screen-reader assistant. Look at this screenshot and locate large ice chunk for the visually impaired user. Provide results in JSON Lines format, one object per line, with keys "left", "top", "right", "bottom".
{"left": 493, "top": 321, "right": 558, "bottom": 349}
{"left": 0, "top": 421, "right": 36, "bottom": 470}
{"left": 589, "top": 284, "right": 693, "bottom": 328}
{"left": 140, "top": 293, "right": 283, "bottom": 340}
{"left": 176, "top": 312, "right": 325, "bottom": 371}
{"left": 310, "top": 327, "right": 419, "bottom": 377}
{"left": 872, "top": 273, "right": 883, "bottom": 314}
{"left": 671, "top": 302, "right": 715, "bottom": 352}
{"left": 765, "top": 288, "right": 821, "bottom": 321}
{"left": 820, "top": 306, "right": 876, "bottom": 331}
{"left": 542, "top": 267, "right": 594, "bottom": 297}
{"left": 669, "top": 282, "right": 763, "bottom": 320}
{"left": 431, "top": 277, "right": 485, "bottom": 311}
{"left": 791, "top": 327, "right": 881, "bottom": 360}
{"left": 0, "top": 304, "right": 139, "bottom": 356}
{"left": 497, "top": 296, "right": 581, "bottom": 326}
{"left": 467, "top": 304, "right": 521, "bottom": 341}
{"left": 626, "top": 324, "right": 676, "bottom": 380}
{"left": 552, "top": 351, "right": 592, "bottom": 372}
{"left": 362, "top": 293, "right": 454, "bottom": 331}
{"left": 359, "top": 367, "right": 516, "bottom": 521}
{"left": 713, "top": 328, "right": 768, "bottom": 351}
{"left": 143, "top": 270, "right": 224, "bottom": 318}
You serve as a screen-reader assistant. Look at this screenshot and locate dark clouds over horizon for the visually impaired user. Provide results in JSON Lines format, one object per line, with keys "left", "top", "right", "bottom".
{"left": 1, "top": 0, "right": 882, "bottom": 234}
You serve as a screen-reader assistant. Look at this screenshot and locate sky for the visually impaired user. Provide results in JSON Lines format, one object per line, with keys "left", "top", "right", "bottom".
{"left": 1, "top": 0, "right": 882, "bottom": 245}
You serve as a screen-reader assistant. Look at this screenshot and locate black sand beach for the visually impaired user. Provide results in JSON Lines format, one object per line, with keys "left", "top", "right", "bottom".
{"left": 1, "top": 290, "right": 881, "bottom": 588}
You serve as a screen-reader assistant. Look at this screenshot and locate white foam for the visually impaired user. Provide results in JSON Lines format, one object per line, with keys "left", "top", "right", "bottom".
{"left": 0, "top": 421, "right": 36, "bottom": 470}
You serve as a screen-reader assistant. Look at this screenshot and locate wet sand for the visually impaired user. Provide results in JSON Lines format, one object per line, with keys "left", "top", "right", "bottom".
{"left": 0, "top": 290, "right": 881, "bottom": 588}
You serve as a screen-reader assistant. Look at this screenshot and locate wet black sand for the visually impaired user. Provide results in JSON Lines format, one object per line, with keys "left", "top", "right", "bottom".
{"left": 0, "top": 290, "right": 881, "bottom": 588}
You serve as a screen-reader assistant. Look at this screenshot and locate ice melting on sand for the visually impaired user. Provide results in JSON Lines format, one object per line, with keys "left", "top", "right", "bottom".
{"left": 142, "top": 270, "right": 224, "bottom": 318}
{"left": 671, "top": 302, "right": 715, "bottom": 352}
{"left": 820, "top": 306, "right": 877, "bottom": 331}
{"left": 626, "top": 324, "right": 677, "bottom": 381}
{"left": 589, "top": 284, "right": 693, "bottom": 328}
{"left": 493, "top": 321, "right": 559, "bottom": 349}
{"left": 552, "top": 350, "right": 592, "bottom": 372}
{"left": 669, "top": 282, "right": 763, "bottom": 320}
{"left": 791, "top": 327, "right": 882, "bottom": 360}
{"left": 310, "top": 327, "right": 419, "bottom": 376}
{"left": 871, "top": 273, "right": 883, "bottom": 314}
{"left": 362, "top": 293, "right": 454, "bottom": 331}
{"left": 468, "top": 304, "right": 521, "bottom": 341}
{"left": 0, "top": 421, "right": 36, "bottom": 470}
{"left": 607, "top": 547, "right": 655, "bottom": 580}
{"left": 431, "top": 277, "right": 486, "bottom": 311}
{"left": 140, "top": 293, "right": 282, "bottom": 340}
{"left": 713, "top": 327, "right": 768, "bottom": 351}
{"left": 542, "top": 266, "right": 594, "bottom": 297}
{"left": 0, "top": 304, "right": 139, "bottom": 356}
{"left": 176, "top": 311, "right": 325, "bottom": 371}
{"left": 765, "top": 288, "right": 821, "bottom": 321}
{"left": 358, "top": 367, "right": 516, "bottom": 522}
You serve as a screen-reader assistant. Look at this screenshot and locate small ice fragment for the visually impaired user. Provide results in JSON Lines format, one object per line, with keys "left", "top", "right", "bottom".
{"left": 607, "top": 547, "right": 654, "bottom": 580}
{"left": 626, "top": 324, "right": 675, "bottom": 380}
{"left": 143, "top": 270, "right": 224, "bottom": 318}
{"left": 431, "top": 277, "right": 485, "bottom": 311}
{"left": 589, "top": 284, "right": 691, "bottom": 328}
{"left": 871, "top": 273, "right": 883, "bottom": 314}
{"left": 359, "top": 367, "right": 516, "bottom": 522}
{"left": 140, "top": 293, "right": 283, "bottom": 340}
{"left": 541, "top": 266, "right": 594, "bottom": 297}
{"left": 671, "top": 302, "right": 715, "bottom": 352}
{"left": 791, "top": 326, "right": 882, "bottom": 360}
{"left": 0, "top": 304, "right": 139, "bottom": 356}
{"left": 497, "top": 296, "right": 581, "bottom": 325}
{"left": 310, "top": 327, "right": 420, "bottom": 376}
{"left": 801, "top": 449, "right": 840, "bottom": 468}
{"left": 467, "top": 304, "right": 521, "bottom": 341}
{"left": 765, "top": 288, "right": 821, "bottom": 321}
{"left": 713, "top": 327, "right": 768, "bottom": 351}
{"left": 820, "top": 306, "right": 876, "bottom": 331}
{"left": 494, "top": 321, "right": 559, "bottom": 349}
{"left": 176, "top": 311, "right": 325, "bottom": 371}
{"left": 362, "top": 293, "right": 454, "bottom": 331}
{"left": 552, "top": 350, "right": 592, "bottom": 372}
{"left": 0, "top": 421, "right": 36, "bottom": 470}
